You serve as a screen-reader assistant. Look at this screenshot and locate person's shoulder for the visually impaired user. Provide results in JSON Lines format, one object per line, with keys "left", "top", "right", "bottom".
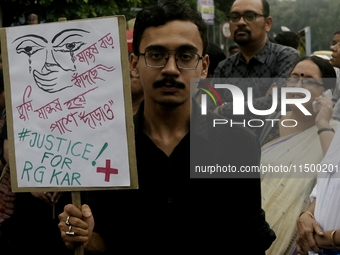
{"left": 266, "top": 42, "right": 300, "bottom": 69}
{"left": 217, "top": 52, "right": 238, "bottom": 65}
{"left": 213, "top": 53, "right": 238, "bottom": 75}
{"left": 270, "top": 41, "right": 300, "bottom": 56}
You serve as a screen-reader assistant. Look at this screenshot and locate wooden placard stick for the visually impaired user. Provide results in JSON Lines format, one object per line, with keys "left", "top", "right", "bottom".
{"left": 57, "top": 17, "right": 84, "bottom": 255}
{"left": 72, "top": 191, "right": 84, "bottom": 255}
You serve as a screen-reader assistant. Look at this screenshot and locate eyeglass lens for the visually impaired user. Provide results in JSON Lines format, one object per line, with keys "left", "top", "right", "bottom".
{"left": 144, "top": 50, "right": 200, "bottom": 69}
{"left": 228, "top": 12, "right": 261, "bottom": 22}
{"left": 286, "top": 78, "right": 323, "bottom": 87}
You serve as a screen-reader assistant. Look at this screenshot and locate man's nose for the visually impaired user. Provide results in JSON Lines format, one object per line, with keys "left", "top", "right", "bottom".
{"left": 161, "top": 54, "right": 180, "bottom": 74}
{"left": 237, "top": 16, "right": 247, "bottom": 25}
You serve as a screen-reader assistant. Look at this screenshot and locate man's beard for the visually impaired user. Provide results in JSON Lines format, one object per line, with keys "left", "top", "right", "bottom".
{"left": 233, "top": 27, "right": 252, "bottom": 45}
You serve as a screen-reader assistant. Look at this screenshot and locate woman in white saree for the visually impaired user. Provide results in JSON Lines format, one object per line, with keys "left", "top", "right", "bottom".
{"left": 260, "top": 56, "right": 340, "bottom": 255}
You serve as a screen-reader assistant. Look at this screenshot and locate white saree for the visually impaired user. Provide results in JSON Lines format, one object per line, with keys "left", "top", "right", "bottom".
{"left": 261, "top": 119, "right": 340, "bottom": 255}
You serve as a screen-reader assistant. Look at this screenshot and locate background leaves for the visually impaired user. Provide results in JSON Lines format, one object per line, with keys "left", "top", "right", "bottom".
{"left": 1, "top": 0, "right": 339, "bottom": 52}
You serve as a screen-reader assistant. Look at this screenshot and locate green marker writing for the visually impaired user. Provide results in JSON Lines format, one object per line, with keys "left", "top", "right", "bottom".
{"left": 92, "top": 142, "right": 108, "bottom": 166}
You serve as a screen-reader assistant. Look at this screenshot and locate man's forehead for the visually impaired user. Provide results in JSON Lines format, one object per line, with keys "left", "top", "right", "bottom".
{"left": 231, "top": 0, "right": 263, "bottom": 12}
{"left": 143, "top": 20, "right": 199, "bottom": 34}
{"left": 140, "top": 21, "right": 203, "bottom": 52}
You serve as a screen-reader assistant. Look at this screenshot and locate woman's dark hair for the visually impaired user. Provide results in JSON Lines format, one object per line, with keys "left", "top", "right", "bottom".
{"left": 132, "top": 0, "right": 208, "bottom": 56}
{"left": 294, "top": 55, "right": 336, "bottom": 90}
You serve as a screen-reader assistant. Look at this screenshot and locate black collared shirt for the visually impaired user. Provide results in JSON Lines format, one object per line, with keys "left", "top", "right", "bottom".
{"left": 212, "top": 40, "right": 300, "bottom": 120}
{"left": 87, "top": 100, "right": 276, "bottom": 254}
{"left": 214, "top": 40, "right": 299, "bottom": 79}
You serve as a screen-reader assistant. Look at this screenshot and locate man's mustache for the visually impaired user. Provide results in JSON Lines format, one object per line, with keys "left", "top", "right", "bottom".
{"left": 234, "top": 28, "right": 251, "bottom": 36}
{"left": 153, "top": 77, "right": 185, "bottom": 89}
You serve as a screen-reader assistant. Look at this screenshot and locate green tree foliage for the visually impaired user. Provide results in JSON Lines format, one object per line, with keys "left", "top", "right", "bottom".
{"left": 269, "top": 0, "right": 340, "bottom": 52}
{"left": 1, "top": 0, "right": 234, "bottom": 46}
{"left": 1, "top": 0, "right": 140, "bottom": 26}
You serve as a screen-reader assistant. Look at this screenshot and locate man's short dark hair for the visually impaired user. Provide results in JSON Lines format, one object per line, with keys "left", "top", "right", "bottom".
{"left": 132, "top": 0, "right": 208, "bottom": 55}
{"left": 274, "top": 31, "right": 300, "bottom": 50}
{"left": 228, "top": 44, "right": 239, "bottom": 51}
{"left": 262, "top": 0, "right": 270, "bottom": 17}
{"left": 228, "top": 44, "right": 239, "bottom": 55}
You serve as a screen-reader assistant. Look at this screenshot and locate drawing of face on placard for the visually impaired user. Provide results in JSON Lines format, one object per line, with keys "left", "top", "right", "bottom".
{"left": 12, "top": 28, "right": 90, "bottom": 93}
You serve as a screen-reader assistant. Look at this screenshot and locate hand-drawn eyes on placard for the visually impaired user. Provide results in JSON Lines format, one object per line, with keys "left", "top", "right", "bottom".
{"left": 12, "top": 29, "right": 90, "bottom": 93}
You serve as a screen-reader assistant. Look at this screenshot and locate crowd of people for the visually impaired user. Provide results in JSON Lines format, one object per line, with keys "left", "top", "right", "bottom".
{"left": 1, "top": 0, "right": 340, "bottom": 254}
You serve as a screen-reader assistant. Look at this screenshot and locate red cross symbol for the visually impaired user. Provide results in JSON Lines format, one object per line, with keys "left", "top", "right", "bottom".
{"left": 96, "top": 159, "right": 118, "bottom": 182}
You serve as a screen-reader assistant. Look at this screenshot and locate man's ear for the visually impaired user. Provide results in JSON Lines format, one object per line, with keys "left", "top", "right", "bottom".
{"left": 264, "top": 16, "right": 273, "bottom": 32}
{"left": 201, "top": 54, "right": 210, "bottom": 79}
{"left": 130, "top": 53, "right": 140, "bottom": 78}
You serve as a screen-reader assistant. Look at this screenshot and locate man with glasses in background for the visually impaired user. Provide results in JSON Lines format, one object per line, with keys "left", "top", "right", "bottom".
{"left": 207, "top": 0, "right": 300, "bottom": 122}
{"left": 57, "top": 0, "right": 276, "bottom": 254}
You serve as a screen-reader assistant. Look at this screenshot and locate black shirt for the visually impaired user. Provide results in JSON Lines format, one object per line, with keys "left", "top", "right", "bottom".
{"left": 87, "top": 100, "right": 276, "bottom": 254}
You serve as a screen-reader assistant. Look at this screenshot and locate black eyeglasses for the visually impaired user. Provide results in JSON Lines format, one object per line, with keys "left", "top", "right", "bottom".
{"left": 139, "top": 50, "right": 203, "bottom": 70}
{"left": 286, "top": 77, "right": 323, "bottom": 88}
{"left": 227, "top": 11, "right": 266, "bottom": 23}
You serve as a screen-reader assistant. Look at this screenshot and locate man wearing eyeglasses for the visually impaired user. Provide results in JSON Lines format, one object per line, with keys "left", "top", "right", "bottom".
{"left": 57, "top": 0, "right": 276, "bottom": 254}
{"left": 210, "top": 0, "right": 300, "bottom": 122}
